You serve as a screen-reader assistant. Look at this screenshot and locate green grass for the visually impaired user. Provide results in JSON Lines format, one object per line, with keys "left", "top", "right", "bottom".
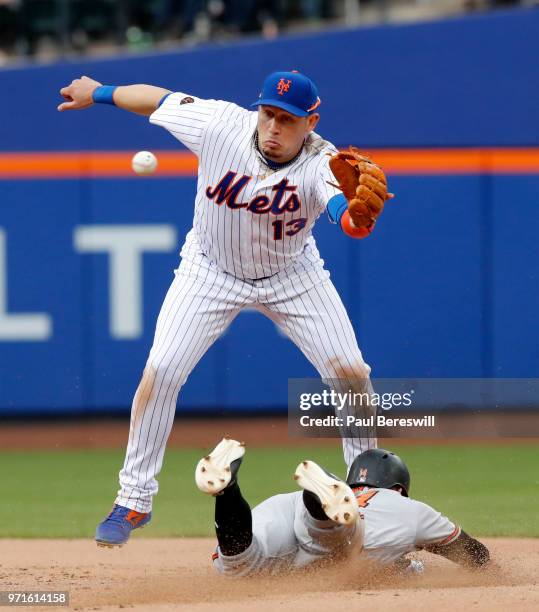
{"left": 1, "top": 444, "right": 538, "bottom": 538}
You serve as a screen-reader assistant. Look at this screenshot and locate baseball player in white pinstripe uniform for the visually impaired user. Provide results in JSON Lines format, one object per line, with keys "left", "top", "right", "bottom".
{"left": 58, "top": 70, "right": 393, "bottom": 548}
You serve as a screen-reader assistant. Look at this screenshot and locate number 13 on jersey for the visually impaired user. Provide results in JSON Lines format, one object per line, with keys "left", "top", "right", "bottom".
{"left": 272, "top": 218, "right": 307, "bottom": 240}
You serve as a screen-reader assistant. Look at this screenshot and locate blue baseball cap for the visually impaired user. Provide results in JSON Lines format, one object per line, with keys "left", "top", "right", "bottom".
{"left": 251, "top": 70, "right": 321, "bottom": 117}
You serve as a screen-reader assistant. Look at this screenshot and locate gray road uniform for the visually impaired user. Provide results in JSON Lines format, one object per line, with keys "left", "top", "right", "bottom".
{"left": 212, "top": 486, "right": 460, "bottom": 576}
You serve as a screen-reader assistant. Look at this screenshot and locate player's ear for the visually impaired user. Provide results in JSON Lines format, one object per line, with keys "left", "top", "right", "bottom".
{"left": 307, "top": 113, "right": 320, "bottom": 131}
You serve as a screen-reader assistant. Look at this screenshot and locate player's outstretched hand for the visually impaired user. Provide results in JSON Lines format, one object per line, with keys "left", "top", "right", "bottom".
{"left": 58, "top": 76, "right": 102, "bottom": 112}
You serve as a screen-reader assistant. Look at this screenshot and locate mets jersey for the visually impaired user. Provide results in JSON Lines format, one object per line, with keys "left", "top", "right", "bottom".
{"left": 356, "top": 487, "right": 461, "bottom": 564}
{"left": 149, "top": 92, "right": 341, "bottom": 280}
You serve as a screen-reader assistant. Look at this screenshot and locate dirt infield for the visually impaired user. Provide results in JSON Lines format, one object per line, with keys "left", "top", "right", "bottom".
{"left": 1, "top": 416, "right": 538, "bottom": 449}
{"left": 2, "top": 538, "right": 538, "bottom": 611}
{"left": 0, "top": 417, "right": 299, "bottom": 449}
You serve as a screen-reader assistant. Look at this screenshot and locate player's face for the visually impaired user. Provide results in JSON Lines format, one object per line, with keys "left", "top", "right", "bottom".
{"left": 257, "top": 105, "right": 320, "bottom": 163}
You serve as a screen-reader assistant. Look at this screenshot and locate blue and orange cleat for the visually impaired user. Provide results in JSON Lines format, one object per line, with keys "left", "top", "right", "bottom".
{"left": 95, "top": 504, "right": 151, "bottom": 547}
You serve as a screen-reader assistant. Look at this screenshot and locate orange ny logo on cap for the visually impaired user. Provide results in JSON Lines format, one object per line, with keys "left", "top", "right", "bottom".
{"left": 277, "top": 78, "right": 291, "bottom": 95}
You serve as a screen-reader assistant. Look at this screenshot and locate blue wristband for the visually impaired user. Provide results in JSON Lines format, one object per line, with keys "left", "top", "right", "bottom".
{"left": 327, "top": 193, "right": 348, "bottom": 225}
{"left": 157, "top": 93, "right": 172, "bottom": 108}
{"left": 92, "top": 85, "right": 117, "bottom": 105}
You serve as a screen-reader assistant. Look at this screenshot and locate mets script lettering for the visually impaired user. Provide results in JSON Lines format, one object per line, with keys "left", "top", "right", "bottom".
{"left": 206, "top": 172, "right": 301, "bottom": 215}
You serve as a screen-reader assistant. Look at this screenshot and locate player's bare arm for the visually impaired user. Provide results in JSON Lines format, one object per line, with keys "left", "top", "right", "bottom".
{"left": 58, "top": 76, "right": 170, "bottom": 116}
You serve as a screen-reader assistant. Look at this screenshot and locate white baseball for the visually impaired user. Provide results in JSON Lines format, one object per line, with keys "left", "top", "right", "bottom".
{"left": 132, "top": 151, "right": 158, "bottom": 175}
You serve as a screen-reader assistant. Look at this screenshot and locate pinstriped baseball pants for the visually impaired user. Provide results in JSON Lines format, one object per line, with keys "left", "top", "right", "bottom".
{"left": 116, "top": 250, "right": 376, "bottom": 512}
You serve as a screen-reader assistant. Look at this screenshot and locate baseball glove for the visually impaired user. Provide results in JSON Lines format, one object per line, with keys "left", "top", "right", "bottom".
{"left": 328, "top": 147, "right": 393, "bottom": 229}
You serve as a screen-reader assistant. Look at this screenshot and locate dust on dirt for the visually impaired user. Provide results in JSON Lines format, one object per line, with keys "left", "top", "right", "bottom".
{"left": 1, "top": 538, "right": 538, "bottom": 611}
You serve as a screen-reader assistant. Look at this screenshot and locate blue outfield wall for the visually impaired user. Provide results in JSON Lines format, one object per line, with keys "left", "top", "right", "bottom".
{"left": 0, "top": 8, "right": 538, "bottom": 414}
{"left": 1, "top": 8, "right": 538, "bottom": 149}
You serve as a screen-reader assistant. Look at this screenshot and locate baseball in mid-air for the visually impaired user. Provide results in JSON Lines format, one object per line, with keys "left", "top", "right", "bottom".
{"left": 132, "top": 150, "right": 158, "bottom": 175}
